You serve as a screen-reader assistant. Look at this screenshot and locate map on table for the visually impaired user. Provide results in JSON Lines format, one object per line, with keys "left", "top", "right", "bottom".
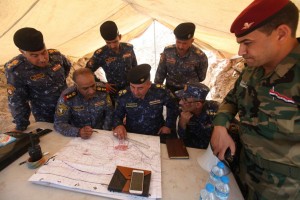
{"left": 29, "top": 130, "right": 161, "bottom": 200}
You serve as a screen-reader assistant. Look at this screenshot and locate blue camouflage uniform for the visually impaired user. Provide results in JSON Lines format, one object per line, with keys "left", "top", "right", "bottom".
{"left": 5, "top": 49, "right": 71, "bottom": 131}
{"left": 54, "top": 83, "right": 113, "bottom": 137}
{"left": 178, "top": 100, "right": 219, "bottom": 149}
{"left": 154, "top": 44, "right": 208, "bottom": 92}
{"left": 113, "top": 84, "right": 178, "bottom": 135}
{"left": 86, "top": 43, "right": 137, "bottom": 93}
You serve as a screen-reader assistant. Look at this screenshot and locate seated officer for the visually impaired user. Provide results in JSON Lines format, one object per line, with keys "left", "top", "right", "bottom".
{"left": 113, "top": 64, "right": 178, "bottom": 141}
{"left": 54, "top": 68, "right": 113, "bottom": 139}
{"left": 176, "top": 82, "right": 219, "bottom": 149}
{"left": 5, "top": 27, "right": 71, "bottom": 132}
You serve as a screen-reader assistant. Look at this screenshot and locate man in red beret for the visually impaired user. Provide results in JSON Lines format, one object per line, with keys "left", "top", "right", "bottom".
{"left": 210, "top": 0, "right": 300, "bottom": 199}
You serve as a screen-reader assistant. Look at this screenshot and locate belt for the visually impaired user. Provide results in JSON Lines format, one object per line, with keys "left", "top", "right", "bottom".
{"left": 245, "top": 150, "right": 300, "bottom": 180}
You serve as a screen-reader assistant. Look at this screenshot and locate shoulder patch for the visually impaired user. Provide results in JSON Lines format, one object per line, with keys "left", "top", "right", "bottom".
{"left": 56, "top": 103, "right": 69, "bottom": 116}
{"left": 118, "top": 89, "right": 128, "bottom": 96}
{"left": 5, "top": 59, "right": 20, "bottom": 70}
{"left": 64, "top": 91, "right": 77, "bottom": 100}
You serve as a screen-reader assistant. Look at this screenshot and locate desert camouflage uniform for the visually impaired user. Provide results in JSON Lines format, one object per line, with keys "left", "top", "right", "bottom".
{"left": 86, "top": 43, "right": 137, "bottom": 100}
{"left": 5, "top": 49, "right": 71, "bottom": 131}
{"left": 54, "top": 83, "right": 113, "bottom": 137}
{"left": 178, "top": 100, "right": 219, "bottom": 149}
{"left": 213, "top": 43, "right": 300, "bottom": 199}
{"left": 113, "top": 84, "right": 179, "bottom": 136}
{"left": 154, "top": 44, "right": 208, "bottom": 93}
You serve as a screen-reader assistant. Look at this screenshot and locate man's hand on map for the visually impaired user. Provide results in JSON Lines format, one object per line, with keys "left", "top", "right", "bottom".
{"left": 113, "top": 125, "right": 127, "bottom": 140}
{"left": 79, "top": 126, "right": 93, "bottom": 139}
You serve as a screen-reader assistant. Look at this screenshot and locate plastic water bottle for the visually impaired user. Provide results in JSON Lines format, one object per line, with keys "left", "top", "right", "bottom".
{"left": 215, "top": 176, "right": 230, "bottom": 200}
{"left": 200, "top": 183, "right": 216, "bottom": 200}
{"left": 208, "top": 161, "right": 225, "bottom": 185}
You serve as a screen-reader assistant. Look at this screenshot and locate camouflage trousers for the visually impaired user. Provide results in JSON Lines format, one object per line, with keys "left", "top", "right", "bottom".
{"left": 235, "top": 148, "right": 300, "bottom": 200}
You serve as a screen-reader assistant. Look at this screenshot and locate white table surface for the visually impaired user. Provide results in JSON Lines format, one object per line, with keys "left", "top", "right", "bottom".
{"left": 0, "top": 122, "right": 244, "bottom": 200}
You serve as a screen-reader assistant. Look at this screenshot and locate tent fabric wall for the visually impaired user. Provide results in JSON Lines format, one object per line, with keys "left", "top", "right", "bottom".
{"left": 1, "top": 0, "right": 300, "bottom": 65}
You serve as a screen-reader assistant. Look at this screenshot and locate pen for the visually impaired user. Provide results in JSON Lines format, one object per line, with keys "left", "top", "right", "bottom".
{"left": 19, "top": 152, "right": 49, "bottom": 165}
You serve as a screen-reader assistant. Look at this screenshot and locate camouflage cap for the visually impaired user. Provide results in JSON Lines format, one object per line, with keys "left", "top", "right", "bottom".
{"left": 175, "top": 82, "right": 209, "bottom": 100}
{"left": 13, "top": 27, "right": 44, "bottom": 51}
{"left": 127, "top": 64, "right": 151, "bottom": 84}
{"left": 100, "top": 21, "right": 119, "bottom": 41}
{"left": 174, "top": 22, "right": 195, "bottom": 40}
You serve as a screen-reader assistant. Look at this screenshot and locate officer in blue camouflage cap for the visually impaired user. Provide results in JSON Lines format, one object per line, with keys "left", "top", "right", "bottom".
{"left": 210, "top": 0, "right": 300, "bottom": 199}
{"left": 154, "top": 22, "right": 208, "bottom": 93}
{"left": 54, "top": 68, "right": 113, "bottom": 139}
{"left": 175, "top": 82, "right": 219, "bottom": 149}
{"left": 86, "top": 21, "right": 138, "bottom": 105}
{"left": 113, "top": 64, "right": 178, "bottom": 142}
{"left": 5, "top": 27, "right": 71, "bottom": 132}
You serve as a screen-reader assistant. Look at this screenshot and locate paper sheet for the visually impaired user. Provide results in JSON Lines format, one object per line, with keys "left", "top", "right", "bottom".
{"left": 29, "top": 130, "right": 161, "bottom": 200}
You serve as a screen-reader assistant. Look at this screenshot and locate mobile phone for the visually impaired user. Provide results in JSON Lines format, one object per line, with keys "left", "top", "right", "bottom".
{"left": 129, "top": 170, "right": 144, "bottom": 195}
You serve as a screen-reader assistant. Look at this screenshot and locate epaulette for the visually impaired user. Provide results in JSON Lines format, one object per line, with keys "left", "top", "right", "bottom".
{"left": 118, "top": 89, "right": 128, "bottom": 96}
{"left": 194, "top": 48, "right": 204, "bottom": 56}
{"left": 155, "top": 84, "right": 165, "bottom": 89}
{"left": 96, "top": 85, "right": 106, "bottom": 92}
{"left": 5, "top": 58, "right": 22, "bottom": 70}
{"left": 95, "top": 48, "right": 103, "bottom": 55}
{"left": 48, "top": 49, "right": 60, "bottom": 55}
{"left": 165, "top": 44, "right": 175, "bottom": 50}
{"left": 64, "top": 91, "right": 77, "bottom": 100}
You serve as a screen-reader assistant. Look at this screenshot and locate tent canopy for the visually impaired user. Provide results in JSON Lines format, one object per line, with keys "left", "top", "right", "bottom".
{"left": 1, "top": 0, "right": 300, "bottom": 65}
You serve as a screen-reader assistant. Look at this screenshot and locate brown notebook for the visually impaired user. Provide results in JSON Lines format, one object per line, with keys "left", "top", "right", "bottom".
{"left": 107, "top": 165, "right": 151, "bottom": 197}
{"left": 166, "top": 138, "right": 189, "bottom": 159}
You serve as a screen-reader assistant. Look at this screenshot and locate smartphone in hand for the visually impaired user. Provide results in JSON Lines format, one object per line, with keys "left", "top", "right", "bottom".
{"left": 129, "top": 170, "right": 144, "bottom": 194}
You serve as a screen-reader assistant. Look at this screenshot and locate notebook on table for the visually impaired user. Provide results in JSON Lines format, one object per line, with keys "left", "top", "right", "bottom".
{"left": 166, "top": 138, "right": 189, "bottom": 159}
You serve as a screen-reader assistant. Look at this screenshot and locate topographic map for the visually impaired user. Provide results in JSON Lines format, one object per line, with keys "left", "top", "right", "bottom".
{"left": 29, "top": 130, "right": 161, "bottom": 200}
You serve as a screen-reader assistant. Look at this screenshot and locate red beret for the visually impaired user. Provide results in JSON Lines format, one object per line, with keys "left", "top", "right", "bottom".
{"left": 230, "top": 0, "right": 290, "bottom": 37}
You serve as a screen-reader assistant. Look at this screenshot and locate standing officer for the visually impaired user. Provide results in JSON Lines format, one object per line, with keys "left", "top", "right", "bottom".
{"left": 154, "top": 22, "right": 208, "bottom": 93}
{"left": 113, "top": 64, "right": 178, "bottom": 142}
{"left": 86, "top": 21, "right": 138, "bottom": 104}
{"left": 5, "top": 27, "right": 71, "bottom": 132}
{"left": 176, "top": 82, "right": 219, "bottom": 149}
{"left": 54, "top": 68, "right": 113, "bottom": 139}
{"left": 210, "top": 0, "right": 300, "bottom": 199}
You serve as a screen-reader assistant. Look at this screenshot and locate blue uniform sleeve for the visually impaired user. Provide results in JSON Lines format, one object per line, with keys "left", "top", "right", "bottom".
{"left": 131, "top": 48, "right": 138, "bottom": 67}
{"left": 85, "top": 49, "right": 103, "bottom": 72}
{"left": 113, "top": 96, "right": 126, "bottom": 128}
{"left": 177, "top": 125, "right": 186, "bottom": 139}
{"left": 102, "top": 95, "right": 113, "bottom": 130}
{"left": 154, "top": 52, "right": 167, "bottom": 84}
{"left": 54, "top": 97, "right": 80, "bottom": 137}
{"left": 5, "top": 67, "right": 30, "bottom": 131}
{"left": 165, "top": 90, "right": 179, "bottom": 129}
{"left": 195, "top": 50, "right": 208, "bottom": 82}
{"left": 61, "top": 54, "right": 72, "bottom": 77}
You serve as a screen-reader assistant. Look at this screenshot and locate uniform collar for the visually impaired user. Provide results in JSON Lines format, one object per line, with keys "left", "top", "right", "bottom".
{"left": 274, "top": 39, "right": 300, "bottom": 78}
